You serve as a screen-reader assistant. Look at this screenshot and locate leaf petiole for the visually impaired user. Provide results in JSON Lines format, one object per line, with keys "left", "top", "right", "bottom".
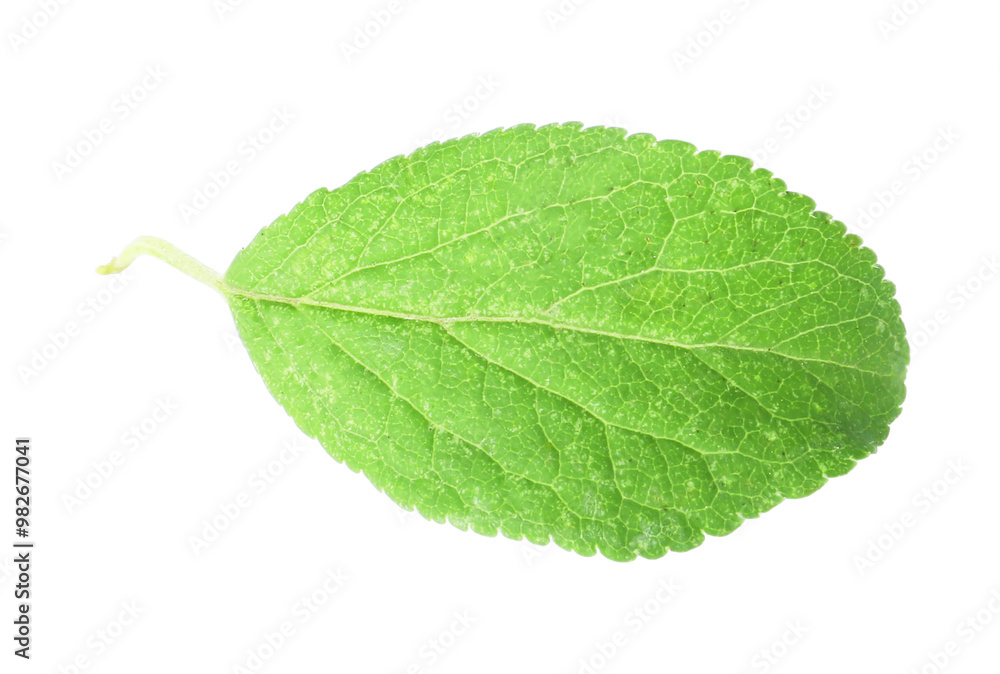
{"left": 96, "top": 236, "right": 226, "bottom": 294}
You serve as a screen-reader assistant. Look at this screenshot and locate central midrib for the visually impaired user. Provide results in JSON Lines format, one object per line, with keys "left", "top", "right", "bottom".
{"left": 222, "top": 283, "right": 887, "bottom": 378}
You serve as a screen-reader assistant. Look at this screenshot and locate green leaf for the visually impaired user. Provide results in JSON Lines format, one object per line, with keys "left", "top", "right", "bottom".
{"left": 99, "top": 123, "right": 908, "bottom": 561}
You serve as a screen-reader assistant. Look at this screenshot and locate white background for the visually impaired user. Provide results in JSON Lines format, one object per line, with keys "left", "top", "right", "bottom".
{"left": 2, "top": 1, "right": 999, "bottom": 672}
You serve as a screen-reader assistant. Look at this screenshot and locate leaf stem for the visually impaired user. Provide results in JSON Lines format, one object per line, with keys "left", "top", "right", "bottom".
{"left": 96, "top": 236, "right": 226, "bottom": 294}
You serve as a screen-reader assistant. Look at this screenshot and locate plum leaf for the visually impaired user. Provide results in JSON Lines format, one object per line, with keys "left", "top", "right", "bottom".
{"left": 98, "top": 123, "right": 908, "bottom": 561}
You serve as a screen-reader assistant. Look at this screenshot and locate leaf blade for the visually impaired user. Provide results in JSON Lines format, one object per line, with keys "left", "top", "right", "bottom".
{"left": 224, "top": 123, "right": 908, "bottom": 560}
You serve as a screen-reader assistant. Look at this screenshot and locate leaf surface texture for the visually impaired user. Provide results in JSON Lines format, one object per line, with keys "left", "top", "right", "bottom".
{"left": 222, "top": 124, "right": 908, "bottom": 560}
